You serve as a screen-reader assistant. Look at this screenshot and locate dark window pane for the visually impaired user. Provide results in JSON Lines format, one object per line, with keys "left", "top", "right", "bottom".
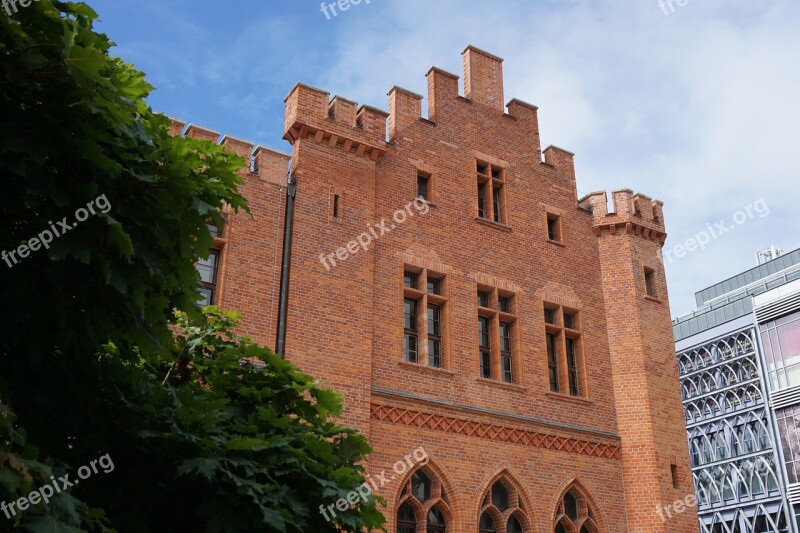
{"left": 547, "top": 333, "right": 559, "bottom": 392}
{"left": 417, "top": 174, "right": 429, "bottom": 200}
{"left": 564, "top": 492, "right": 578, "bottom": 520}
{"left": 498, "top": 296, "right": 511, "bottom": 313}
{"left": 493, "top": 187, "right": 502, "bottom": 223}
{"left": 507, "top": 515, "right": 523, "bottom": 533}
{"left": 478, "top": 181, "right": 487, "bottom": 218}
{"left": 544, "top": 308, "right": 556, "bottom": 325}
{"left": 492, "top": 482, "right": 509, "bottom": 511}
{"left": 479, "top": 512, "right": 496, "bottom": 533}
{"left": 404, "top": 271, "right": 419, "bottom": 289}
{"left": 411, "top": 471, "right": 431, "bottom": 502}
{"left": 397, "top": 502, "right": 416, "bottom": 533}
{"left": 564, "top": 312, "right": 576, "bottom": 330}
{"left": 404, "top": 298, "right": 418, "bottom": 363}
{"left": 427, "top": 277, "right": 442, "bottom": 295}
{"left": 547, "top": 216, "right": 558, "bottom": 240}
{"left": 427, "top": 507, "right": 446, "bottom": 532}
{"left": 478, "top": 290, "right": 490, "bottom": 308}
{"left": 567, "top": 338, "right": 579, "bottom": 396}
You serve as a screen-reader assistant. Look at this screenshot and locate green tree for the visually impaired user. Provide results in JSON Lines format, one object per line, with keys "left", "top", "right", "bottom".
{"left": 0, "top": 1, "right": 384, "bottom": 531}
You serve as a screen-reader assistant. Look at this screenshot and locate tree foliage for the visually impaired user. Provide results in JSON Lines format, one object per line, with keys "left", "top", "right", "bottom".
{"left": 0, "top": 2, "right": 384, "bottom": 531}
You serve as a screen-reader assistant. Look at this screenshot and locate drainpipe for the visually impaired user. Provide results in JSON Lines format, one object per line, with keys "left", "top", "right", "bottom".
{"left": 275, "top": 160, "right": 295, "bottom": 357}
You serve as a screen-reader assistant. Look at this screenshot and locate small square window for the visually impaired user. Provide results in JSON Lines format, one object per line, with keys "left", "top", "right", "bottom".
{"left": 404, "top": 270, "right": 419, "bottom": 290}
{"left": 544, "top": 307, "right": 556, "bottom": 325}
{"left": 564, "top": 312, "right": 576, "bottom": 330}
{"left": 498, "top": 296, "right": 511, "bottom": 313}
{"left": 491, "top": 166, "right": 502, "bottom": 180}
{"left": 478, "top": 290, "right": 490, "bottom": 308}
{"left": 427, "top": 277, "right": 442, "bottom": 295}
{"left": 477, "top": 162, "right": 488, "bottom": 175}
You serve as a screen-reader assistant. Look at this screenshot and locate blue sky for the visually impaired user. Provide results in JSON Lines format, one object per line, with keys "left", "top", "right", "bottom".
{"left": 91, "top": 0, "right": 800, "bottom": 318}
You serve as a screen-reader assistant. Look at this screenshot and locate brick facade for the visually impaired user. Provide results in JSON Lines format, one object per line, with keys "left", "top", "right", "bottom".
{"left": 174, "top": 46, "right": 696, "bottom": 533}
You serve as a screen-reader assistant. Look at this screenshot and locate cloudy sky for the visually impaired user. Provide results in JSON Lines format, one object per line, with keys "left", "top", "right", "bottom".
{"left": 92, "top": 0, "right": 800, "bottom": 318}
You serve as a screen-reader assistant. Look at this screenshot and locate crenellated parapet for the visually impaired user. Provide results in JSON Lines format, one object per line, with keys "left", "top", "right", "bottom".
{"left": 167, "top": 118, "right": 289, "bottom": 187}
{"left": 579, "top": 189, "right": 667, "bottom": 244}
{"left": 282, "top": 83, "right": 388, "bottom": 162}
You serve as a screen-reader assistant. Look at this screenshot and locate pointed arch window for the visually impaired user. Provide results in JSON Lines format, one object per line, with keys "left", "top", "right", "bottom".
{"left": 397, "top": 467, "right": 451, "bottom": 533}
{"left": 555, "top": 489, "right": 599, "bottom": 533}
{"left": 479, "top": 478, "right": 529, "bottom": 533}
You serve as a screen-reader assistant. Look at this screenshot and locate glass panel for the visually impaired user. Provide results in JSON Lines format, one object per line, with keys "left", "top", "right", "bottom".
{"left": 411, "top": 471, "right": 431, "bottom": 502}
{"left": 479, "top": 512, "right": 496, "bottom": 533}
{"left": 492, "top": 482, "right": 509, "bottom": 511}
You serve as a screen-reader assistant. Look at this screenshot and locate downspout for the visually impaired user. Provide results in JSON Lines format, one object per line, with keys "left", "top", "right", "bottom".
{"left": 275, "top": 160, "right": 295, "bottom": 357}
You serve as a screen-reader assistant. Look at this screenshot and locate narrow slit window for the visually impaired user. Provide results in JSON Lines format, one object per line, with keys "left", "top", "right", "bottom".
{"left": 428, "top": 304, "right": 442, "bottom": 368}
{"left": 333, "top": 194, "right": 341, "bottom": 219}
{"left": 404, "top": 298, "right": 419, "bottom": 363}
{"left": 500, "top": 322, "right": 513, "bottom": 383}
{"left": 479, "top": 316, "right": 491, "bottom": 379}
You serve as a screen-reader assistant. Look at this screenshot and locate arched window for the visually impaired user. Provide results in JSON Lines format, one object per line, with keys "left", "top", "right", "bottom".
{"left": 397, "top": 502, "right": 416, "bottom": 533}
{"left": 507, "top": 515, "right": 523, "bottom": 533}
{"left": 479, "top": 512, "right": 497, "bottom": 533}
{"left": 396, "top": 467, "right": 451, "bottom": 533}
{"left": 555, "top": 489, "right": 599, "bottom": 533}
{"left": 428, "top": 507, "right": 446, "bottom": 533}
{"left": 479, "top": 475, "right": 529, "bottom": 533}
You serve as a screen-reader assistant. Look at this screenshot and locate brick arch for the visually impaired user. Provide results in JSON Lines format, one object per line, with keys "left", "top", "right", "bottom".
{"left": 393, "top": 453, "right": 463, "bottom": 531}
{"left": 473, "top": 467, "right": 539, "bottom": 533}
{"left": 550, "top": 477, "right": 607, "bottom": 533}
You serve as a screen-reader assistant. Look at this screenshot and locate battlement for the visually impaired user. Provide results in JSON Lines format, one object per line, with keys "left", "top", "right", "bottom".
{"left": 167, "top": 118, "right": 289, "bottom": 186}
{"left": 579, "top": 189, "right": 667, "bottom": 244}
{"left": 283, "top": 46, "right": 546, "bottom": 153}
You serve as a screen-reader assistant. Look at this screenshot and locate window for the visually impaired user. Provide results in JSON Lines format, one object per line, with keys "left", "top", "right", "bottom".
{"left": 760, "top": 310, "right": 800, "bottom": 392}
{"left": 566, "top": 338, "right": 579, "bottom": 396}
{"left": 479, "top": 478, "right": 529, "bottom": 533}
{"left": 417, "top": 172, "right": 431, "bottom": 201}
{"left": 500, "top": 322, "right": 513, "bottom": 383}
{"left": 207, "top": 216, "right": 225, "bottom": 238}
{"left": 556, "top": 490, "right": 598, "bottom": 533}
{"left": 197, "top": 250, "right": 220, "bottom": 306}
{"left": 478, "top": 181, "right": 487, "bottom": 219}
{"left": 493, "top": 187, "right": 503, "bottom": 223}
{"left": 397, "top": 502, "right": 416, "bottom": 533}
{"left": 477, "top": 288, "right": 518, "bottom": 383}
{"left": 478, "top": 290, "right": 490, "bottom": 308}
{"left": 332, "top": 194, "right": 341, "bottom": 219}
{"left": 427, "top": 507, "right": 446, "bottom": 533}
{"left": 671, "top": 464, "right": 679, "bottom": 489}
{"left": 397, "top": 469, "right": 451, "bottom": 533}
{"left": 476, "top": 159, "right": 507, "bottom": 224}
{"left": 547, "top": 333, "right": 559, "bottom": 392}
{"left": 547, "top": 213, "right": 562, "bottom": 242}
{"left": 428, "top": 276, "right": 442, "bottom": 295}
{"left": 404, "top": 299, "right": 419, "bottom": 363}
{"left": 479, "top": 317, "right": 492, "bottom": 379}
{"left": 428, "top": 305, "right": 442, "bottom": 368}
{"left": 544, "top": 303, "right": 584, "bottom": 397}
{"left": 403, "top": 267, "right": 448, "bottom": 369}
{"left": 480, "top": 513, "right": 497, "bottom": 533}
{"left": 249, "top": 154, "right": 259, "bottom": 174}
{"left": 644, "top": 267, "right": 657, "bottom": 298}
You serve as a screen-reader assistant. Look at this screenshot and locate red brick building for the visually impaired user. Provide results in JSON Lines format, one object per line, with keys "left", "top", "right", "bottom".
{"left": 176, "top": 46, "right": 696, "bottom": 533}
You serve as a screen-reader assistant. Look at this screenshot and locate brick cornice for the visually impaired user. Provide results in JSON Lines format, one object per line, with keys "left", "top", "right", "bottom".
{"left": 370, "top": 403, "right": 620, "bottom": 460}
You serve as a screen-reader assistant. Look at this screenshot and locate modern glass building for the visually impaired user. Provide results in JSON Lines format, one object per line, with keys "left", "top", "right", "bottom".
{"left": 674, "top": 248, "right": 800, "bottom": 532}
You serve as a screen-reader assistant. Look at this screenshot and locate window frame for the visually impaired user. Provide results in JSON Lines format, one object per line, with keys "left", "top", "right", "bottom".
{"left": 544, "top": 303, "right": 586, "bottom": 397}
{"left": 403, "top": 266, "right": 449, "bottom": 369}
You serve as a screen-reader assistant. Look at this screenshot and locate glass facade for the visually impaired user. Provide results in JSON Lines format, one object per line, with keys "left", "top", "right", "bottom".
{"left": 760, "top": 311, "right": 800, "bottom": 391}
